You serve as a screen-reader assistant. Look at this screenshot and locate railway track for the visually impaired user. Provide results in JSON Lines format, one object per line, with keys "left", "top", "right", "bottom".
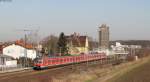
{"left": 0, "top": 56, "right": 122, "bottom": 82}
{"left": 0, "top": 63, "right": 82, "bottom": 81}
{"left": 0, "top": 57, "right": 117, "bottom": 76}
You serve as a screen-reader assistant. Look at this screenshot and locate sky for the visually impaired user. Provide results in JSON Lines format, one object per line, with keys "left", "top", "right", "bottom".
{"left": 0, "top": 0, "right": 150, "bottom": 41}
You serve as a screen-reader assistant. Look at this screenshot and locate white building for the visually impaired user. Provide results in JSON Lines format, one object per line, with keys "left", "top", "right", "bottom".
{"left": 111, "top": 42, "right": 129, "bottom": 54}
{"left": 3, "top": 44, "right": 36, "bottom": 59}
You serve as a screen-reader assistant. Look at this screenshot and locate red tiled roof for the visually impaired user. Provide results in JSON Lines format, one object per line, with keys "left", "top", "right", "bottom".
{"left": 15, "top": 40, "right": 34, "bottom": 49}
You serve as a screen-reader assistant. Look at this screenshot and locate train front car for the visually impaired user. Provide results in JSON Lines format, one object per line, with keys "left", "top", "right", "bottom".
{"left": 33, "top": 57, "right": 48, "bottom": 70}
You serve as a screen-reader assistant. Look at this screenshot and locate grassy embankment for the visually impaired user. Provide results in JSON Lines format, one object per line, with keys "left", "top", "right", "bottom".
{"left": 106, "top": 56, "right": 150, "bottom": 82}
{"left": 90, "top": 56, "right": 150, "bottom": 82}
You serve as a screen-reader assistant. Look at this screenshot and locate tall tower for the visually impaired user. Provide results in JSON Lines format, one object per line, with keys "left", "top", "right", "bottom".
{"left": 99, "top": 24, "right": 109, "bottom": 49}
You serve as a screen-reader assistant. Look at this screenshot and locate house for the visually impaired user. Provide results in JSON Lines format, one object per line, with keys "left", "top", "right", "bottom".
{"left": 3, "top": 44, "right": 37, "bottom": 60}
{"left": 66, "top": 33, "right": 89, "bottom": 54}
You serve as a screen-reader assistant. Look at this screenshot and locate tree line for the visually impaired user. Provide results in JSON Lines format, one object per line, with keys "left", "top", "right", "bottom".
{"left": 40, "top": 32, "right": 96, "bottom": 56}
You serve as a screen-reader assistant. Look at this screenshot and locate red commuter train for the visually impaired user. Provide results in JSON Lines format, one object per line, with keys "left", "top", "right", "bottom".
{"left": 33, "top": 53, "right": 106, "bottom": 70}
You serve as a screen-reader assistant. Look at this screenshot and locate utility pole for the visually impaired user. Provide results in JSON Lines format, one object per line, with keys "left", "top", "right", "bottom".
{"left": 23, "top": 29, "right": 31, "bottom": 67}
{"left": 17, "top": 29, "right": 33, "bottom": 67}
{"left": 15, "top": 27, "right": 40, "bottom": 67}
{"left": 59, "top": 47, "right": 62, "bottom": 56}
{"left": 24, "top": 34, "right": 27, "bottom": 67}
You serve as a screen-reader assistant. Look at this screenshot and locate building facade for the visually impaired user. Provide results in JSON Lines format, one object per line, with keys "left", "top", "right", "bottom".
{"left": 99, "top": 24, "right": 110, "bottom": 49}
{"left": 66, "top": 33, "right": 89, "bottom": 55}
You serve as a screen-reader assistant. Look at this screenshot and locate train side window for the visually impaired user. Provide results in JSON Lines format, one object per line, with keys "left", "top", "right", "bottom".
{"left": 56, "top": 59, "right": 59, "bottom": 63}
{"left": 52, "top": 59, "right": 55, "bottom": 63}
{"left": 48, "top": 60, "right": 51, "bottom": 63}
{"left": 60, "top": 59, "right": 63, "bottom": 63}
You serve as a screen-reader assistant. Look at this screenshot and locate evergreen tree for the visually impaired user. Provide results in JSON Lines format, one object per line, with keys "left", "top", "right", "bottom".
{"left": 57, "top": 32, "right": 68, "bottom": 55}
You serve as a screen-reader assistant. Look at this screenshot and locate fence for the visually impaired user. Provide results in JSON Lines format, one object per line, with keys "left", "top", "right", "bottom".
{"left": 0, "top": 64, "right": 23, "bottom": 72}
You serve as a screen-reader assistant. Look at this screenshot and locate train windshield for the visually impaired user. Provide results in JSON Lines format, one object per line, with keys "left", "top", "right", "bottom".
{"left": 37, "top": 60, "right": 42, "bottom": 63}
{"left": 34, "top": 58, "right": 43, "bottom": 63}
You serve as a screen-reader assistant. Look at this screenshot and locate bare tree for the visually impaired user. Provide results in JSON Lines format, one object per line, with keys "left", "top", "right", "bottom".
{"left": 42, "top": 35, "right": 58, "bottom": 55}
